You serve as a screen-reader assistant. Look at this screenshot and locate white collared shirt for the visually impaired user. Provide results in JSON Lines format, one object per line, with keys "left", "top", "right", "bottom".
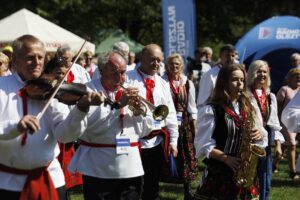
{"left": 69, "top": 79, "right": 154, "bottom": 179}
{"left": 0, "top": 73, "right": 88, "bottom": 191}
{"left": 126, "top": 69, "right": 179, "bottom": 148}
{"left": 248, "top": 90, "right": 283, "bottom": 144}
{"left": 282, "top": 89, "right": 300, "bottom": 133}
{"left": 194, "top": 103, "right": 267, "bottom": 158}
{"left": 162, "top": 74, "right": 197, "bottom": 120}
{"left": 197, "top": 65, "right": 221, "bottom": 108}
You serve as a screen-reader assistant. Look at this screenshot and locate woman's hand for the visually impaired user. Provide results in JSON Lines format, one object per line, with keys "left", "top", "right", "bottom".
{"left": 210, "top": 149, "right": 241, "bottom": 173}
{"left": 250, "top": 128, "right": 263, "bottom": 141}
{"left": 223, "top": 155, "right": 241, "bottom": 173}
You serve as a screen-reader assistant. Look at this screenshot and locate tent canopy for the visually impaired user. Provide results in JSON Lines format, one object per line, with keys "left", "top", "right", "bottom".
{"left": 96, "top": 29, "right": 144, "bottom": 54}
{"left": 235, "top": 16, "right": 300, "bottom": 92}
{"left": 0, "top": 8, "right": 95, "bottom": 52}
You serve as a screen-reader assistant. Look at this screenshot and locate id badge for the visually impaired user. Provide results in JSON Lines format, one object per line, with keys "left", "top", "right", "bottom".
{"left": 177, "top": 112, "right": 183, "bottom": 126}
{"left": 116, "top": 133, "right": 130, "bottom": 155}
{"left": 152, "top": 120, "right": 162, "bottom": 130}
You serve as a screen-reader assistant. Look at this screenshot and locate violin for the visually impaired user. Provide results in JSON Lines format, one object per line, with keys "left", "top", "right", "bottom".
{"left": 25, "top": 74, "right": 121, "bottom": 109}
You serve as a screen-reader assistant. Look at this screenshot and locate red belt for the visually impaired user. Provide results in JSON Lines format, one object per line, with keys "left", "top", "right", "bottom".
{"left": 80, "top": 140, "right": 139, "bottom": 148}
{"left": 0, "top": 162, "right": 58, "bottom": 200}
{"left": 142, "top": 127, "right": 170, "bottom": 162}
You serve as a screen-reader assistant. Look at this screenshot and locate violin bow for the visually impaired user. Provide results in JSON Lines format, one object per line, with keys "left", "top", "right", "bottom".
{"left": 36, "top": 40, "right": 87, "bottom": 120}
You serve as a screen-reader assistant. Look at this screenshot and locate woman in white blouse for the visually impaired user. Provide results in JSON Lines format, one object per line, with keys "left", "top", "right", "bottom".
{"left": 162, "top": 53, "right": 198, "bottom": 200}
{"left": 194, "top": 63, "right": 263, "bottom": 200}
{"left": 246, "top": 60, "right": 283, "bottom": 200}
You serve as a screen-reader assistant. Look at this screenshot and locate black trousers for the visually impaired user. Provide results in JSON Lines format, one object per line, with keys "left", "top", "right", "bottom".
{"left": 82, "top": 175, "right": 143, "bottom": 200}
{"left": 0, "top": 186, "right": 66, "bottom": 200}
{"left": 141, "top": 144, "right": 164, "bottom": 200}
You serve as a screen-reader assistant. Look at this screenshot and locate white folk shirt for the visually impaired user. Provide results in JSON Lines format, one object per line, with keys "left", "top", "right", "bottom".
{"left": 162, "top": 74, "right": 198, "bottom": 120}
{"left": 70, "top": 63, "right": 91, "bottom": 84}
{"left": 69, "top": 79, "right": 154, "bottom": 179}
{"left": 194, "top": 103, "right": 268, "bottom": 159}
{"left": 197, "top": 65, "right": 221, "bottom": 108}
{"left": 126, "top": 69, "right": 179, "bottom": 148}
{"left": 282, "top": 89, "right": 300, "bottom": 133}
{"left": 248, "top": 90, "right": 284, "bottom": 144}
{"left": 0, "top": 73, "right": 88, "bottom": 191}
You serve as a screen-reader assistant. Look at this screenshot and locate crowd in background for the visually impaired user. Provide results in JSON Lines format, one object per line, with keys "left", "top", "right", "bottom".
{"left": 1, "top": 35, "right": 300, "bottom": 200}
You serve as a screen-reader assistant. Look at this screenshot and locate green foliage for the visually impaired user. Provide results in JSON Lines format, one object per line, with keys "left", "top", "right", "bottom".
{"left": 1, "top": 1, "right": 300, "bottom": 56}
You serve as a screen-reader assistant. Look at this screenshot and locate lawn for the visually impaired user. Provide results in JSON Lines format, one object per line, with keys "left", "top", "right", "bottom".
{"left": 70, "top": 155, "right": 300, "bottom": 200}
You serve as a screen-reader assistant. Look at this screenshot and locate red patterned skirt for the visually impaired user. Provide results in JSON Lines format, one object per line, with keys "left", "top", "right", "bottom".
{"left": 58, "top": 143, "right": 82, "bottom": 189}
{"left": 160, "top": 120, "right": 198, "bottom": 184}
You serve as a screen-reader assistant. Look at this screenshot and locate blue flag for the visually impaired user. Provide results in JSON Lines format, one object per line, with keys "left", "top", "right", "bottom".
{"left": 162, "top": 0, "right": 196, "bottom": 62}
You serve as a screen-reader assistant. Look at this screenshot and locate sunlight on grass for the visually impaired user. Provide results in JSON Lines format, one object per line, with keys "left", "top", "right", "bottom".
{"left": 71, "top": 149, "right": 300, "bottom": 200}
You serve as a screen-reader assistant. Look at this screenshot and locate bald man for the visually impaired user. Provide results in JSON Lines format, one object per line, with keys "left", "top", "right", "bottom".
{"left": 126, "top": 44, "right": 179, "bottom": 200}
{"left": 69, "top": 50, "right": 155, "bottom": 200}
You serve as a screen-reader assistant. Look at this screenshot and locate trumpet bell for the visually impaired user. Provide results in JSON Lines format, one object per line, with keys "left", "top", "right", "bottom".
{"left": 153, "top": 105, "right": 169, "bottom": 121}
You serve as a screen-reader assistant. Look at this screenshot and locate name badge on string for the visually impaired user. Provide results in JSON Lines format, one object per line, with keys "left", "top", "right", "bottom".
{"left": 152, "top": 120, "right": 161, "bottom": 130}
{"left": 177, "top": 112, "right": 183, "bottom": 126}
{"left": 116, "top": 133, "right": 130, "bottom": 155}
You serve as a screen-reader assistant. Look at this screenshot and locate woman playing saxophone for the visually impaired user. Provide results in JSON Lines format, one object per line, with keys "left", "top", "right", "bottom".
{"left": 194, "top": 63, "right": 266, "bottom": 200}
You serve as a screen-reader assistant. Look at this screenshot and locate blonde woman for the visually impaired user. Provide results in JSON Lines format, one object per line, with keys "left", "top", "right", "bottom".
{"left": 0, "top": 52, "right": 10, "bottom": 76}
{"left": 246, "top": 60, "right": 283, "bottom": 200}
{"left": 162, "top": 53, "right": 198, "bottom": 200}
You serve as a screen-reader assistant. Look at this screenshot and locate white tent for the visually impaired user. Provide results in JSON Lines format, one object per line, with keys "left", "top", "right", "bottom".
{"left": 0, "top": 8, "right": 95, "bottom": 52}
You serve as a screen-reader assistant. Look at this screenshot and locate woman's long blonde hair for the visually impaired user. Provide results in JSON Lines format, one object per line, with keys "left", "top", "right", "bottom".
{"left": 246, "top": 60, "right": 271, "bottom": 93}
{"left": 165, "top": 53, "right": 184, "bottom": 75}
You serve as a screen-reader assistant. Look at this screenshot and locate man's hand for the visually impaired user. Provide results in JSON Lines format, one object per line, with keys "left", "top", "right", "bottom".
{"left": 119, "top": 87, "right": 140, "bottom": 107}
{"left": 17, "top": 115, "right": 40, "bottom": 134}
{"left": 77, "top": 92, "right": 105, "bottom": 112}
{"left": 169, "top": 144, "right": 178, "bottom": 157}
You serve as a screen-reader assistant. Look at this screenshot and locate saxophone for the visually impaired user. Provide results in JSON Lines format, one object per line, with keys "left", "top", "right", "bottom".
{"left": 235, "top": 109, "right": 266, "bottom": 188}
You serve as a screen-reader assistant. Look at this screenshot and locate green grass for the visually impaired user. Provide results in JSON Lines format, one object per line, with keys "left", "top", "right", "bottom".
{"left": 70, "top": 154, "right": 300, "bottom": 200}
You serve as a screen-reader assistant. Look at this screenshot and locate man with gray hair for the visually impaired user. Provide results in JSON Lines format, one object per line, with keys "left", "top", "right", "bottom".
{"left": 127, "top": 51, "right": 136, "bottom": 71}
{"left": 112, "top": 41, "right": 130, "bottom": 62}
{"left": 92, "top": 42, "right": 131, "bottom": 81}
{"left": 69, "top": 50, "right": 154, "bottom": 200}
{"left": 56, "top": 44, "right": 91, "bottom": 83}
{"left": 202, "top": 46, "right": 215, "bottom": 66}
{"left": 290, "top": 53, "right": 300, "bottom": 68}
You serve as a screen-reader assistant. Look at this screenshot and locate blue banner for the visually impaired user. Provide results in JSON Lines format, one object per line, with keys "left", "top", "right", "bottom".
{"left": 162, "top": 0, "right": 196, "bottom": 61}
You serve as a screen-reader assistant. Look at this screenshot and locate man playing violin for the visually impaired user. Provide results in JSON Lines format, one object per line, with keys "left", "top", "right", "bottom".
{"left": 69, "top": 50, "right": 154, "bottom": 200}
{"left": 0, "top": 34, "right": 104, "bottom": 200}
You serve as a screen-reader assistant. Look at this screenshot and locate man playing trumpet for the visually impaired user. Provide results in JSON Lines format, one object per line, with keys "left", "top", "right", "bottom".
{"left": 69, "top": 50, "right": 155, "bottom": 200}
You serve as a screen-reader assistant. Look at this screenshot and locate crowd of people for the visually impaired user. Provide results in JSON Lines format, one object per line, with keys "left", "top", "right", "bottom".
{"left": 0, "top": 34, "right": 300, "bottom": 200}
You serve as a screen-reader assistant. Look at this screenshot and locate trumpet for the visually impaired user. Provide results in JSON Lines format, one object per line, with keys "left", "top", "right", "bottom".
{"left": 120, "top": 85, "right": 169, "bottom": 121}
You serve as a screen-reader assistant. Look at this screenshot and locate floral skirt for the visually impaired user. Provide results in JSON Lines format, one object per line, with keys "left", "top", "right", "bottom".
{"left": 58, "top": 143, "right": 83, "bottom": 189}
{"left": 160, "top": 122, "right": 198, "bottom": 184}
{"left": 194, "top": 159, "right": 259, "bottom": 200}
